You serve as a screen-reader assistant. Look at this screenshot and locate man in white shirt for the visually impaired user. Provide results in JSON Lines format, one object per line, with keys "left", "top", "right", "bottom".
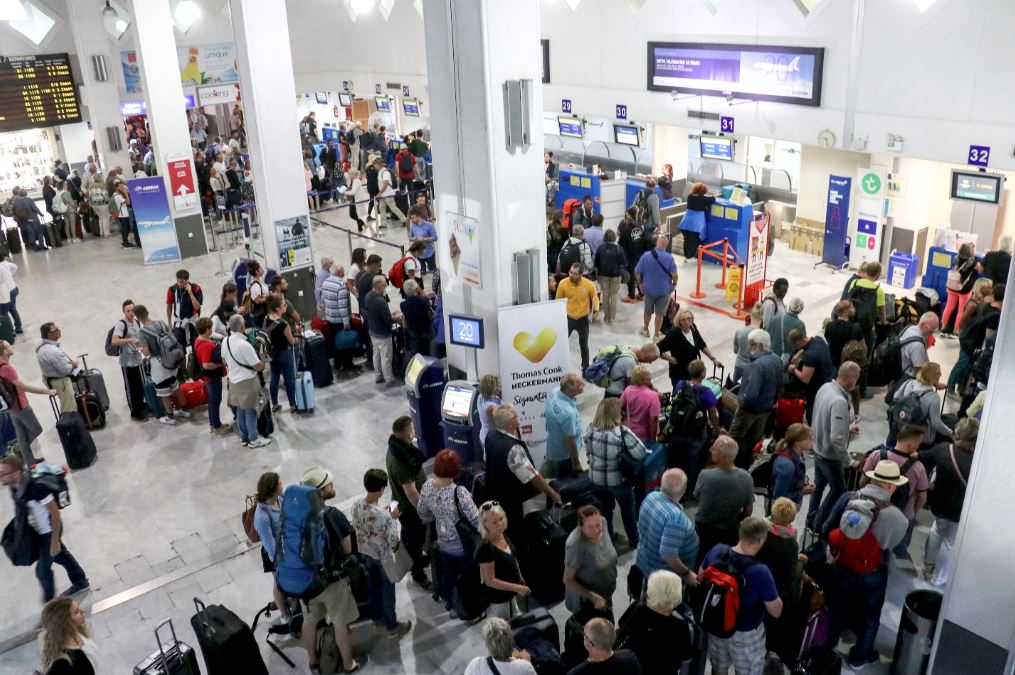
{"left": 373, "top": 158, "right": 406, "bottom": 228}
{"left": 222, "top": 314, "right": 271, "bottom": 448}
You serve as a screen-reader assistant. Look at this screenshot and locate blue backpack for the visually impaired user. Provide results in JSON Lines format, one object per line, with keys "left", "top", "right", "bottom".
{"left": 275, "top": 485, "right": 330, "bottom": 600}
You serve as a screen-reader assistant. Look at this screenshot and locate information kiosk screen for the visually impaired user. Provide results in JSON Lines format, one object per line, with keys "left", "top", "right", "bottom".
{"left": 442, "top": 385, "right": 474, "bottom": 419}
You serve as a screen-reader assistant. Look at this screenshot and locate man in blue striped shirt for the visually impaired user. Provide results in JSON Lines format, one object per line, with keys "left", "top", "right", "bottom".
{"left": 636, "top": 468, "right": 700, "bottom": 588}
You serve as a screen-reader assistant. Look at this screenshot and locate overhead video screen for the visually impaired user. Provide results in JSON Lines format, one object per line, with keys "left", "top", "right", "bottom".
{"left": 557, "top": 116, "right": 583, "bottom": 139}
{"left": 0, "top": 53, "right": 82, "bottom": 132}
{"left": 950, "top": 170, "right": 1002, "bottom": 205}
{"left": 613, "top": 124, "right": 640, "bottom": 147}
{"left": 647, "top": 42, "right": 824, "bottom": 107}
{"left": 700, "top": 135, "right": 734, "bottom": 161}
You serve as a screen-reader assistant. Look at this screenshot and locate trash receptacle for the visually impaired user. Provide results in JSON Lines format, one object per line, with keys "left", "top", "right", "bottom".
{"left": 891, "top": 589, "right": 943, "bottom": 675}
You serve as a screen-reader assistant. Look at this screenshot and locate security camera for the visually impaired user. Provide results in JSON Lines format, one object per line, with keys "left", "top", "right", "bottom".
{"left": 671, "top": 90, "right": 679, "bottom": 101}
{"left": 725, "top": 93, "right": 734, "bottom": 105}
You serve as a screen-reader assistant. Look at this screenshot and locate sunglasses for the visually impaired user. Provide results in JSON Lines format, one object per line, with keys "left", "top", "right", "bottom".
{"left": 479, "top": 501, "right": 500, "bottom": 511}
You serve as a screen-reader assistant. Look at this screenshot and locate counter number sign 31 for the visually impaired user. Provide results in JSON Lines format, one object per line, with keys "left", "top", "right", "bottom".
{"left": 721, "top": 116, "right": 734, "bottom": 133}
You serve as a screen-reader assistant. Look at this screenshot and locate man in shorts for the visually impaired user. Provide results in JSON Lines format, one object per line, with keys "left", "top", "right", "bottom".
{"left": 301, "top": 466, "right": 368, "bottom": 673}
{"left": 634, "top": 234, "right": 678, "bottom": 339}
{"left": 136, "top": 305, "right": 190, "bottom": 425}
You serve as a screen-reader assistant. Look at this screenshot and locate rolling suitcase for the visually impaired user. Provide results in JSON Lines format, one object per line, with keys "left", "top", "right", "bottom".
{"left": 633, "top": 442, "right": 669, "bottom": 508}
{"left": 51, "top": 398, "right": 96, "bottom": 469}
{"left": 190, "top": 598, "right": 268, "bottom": 675}
{"left": 0, "top": 314, "right": 13, "bottom": 345}
{"left": 257, "top": 404, "right": 274, "bottom": 437}
{"left": 522, "top": 507, "right": 573, "bottom": 605}
{"left": 142, "top": 363, "right": 165, "bottom": 418}
{"left": 774, "top": 396, "right": 806, "bottom": 437}
{"left": 133, "top": 618, "right": 201, "bottom": 675}
{"left": 547, "top": 474, "right": 596, "bottom": 509}
{"left": 302, "top": 331, "right": 333, "bottom": 388}
{"left": 5, "top": 226, "right": 20, "bottom": 254}
{"left": 180, "top": 381, "right": 208, "bottom": 407}
{"left": 792, "top": 646, "right": 842, "bottom": 675}
{"left": 74, "top": 354, "right": 109, "bottom": 410}
{"left": 75, "top": 390, "right": 105, "bottom": 430}
{"left": 294, "top": 371, "right": 315, "bottom": 413}
{"left": 510, "top": 608, "right": 561, "bottom": 653}
{"left": 0, "top": 410, "right": 16, "bottom": 456}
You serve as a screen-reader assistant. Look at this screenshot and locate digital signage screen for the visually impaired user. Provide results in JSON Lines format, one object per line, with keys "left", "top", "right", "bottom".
{"left": 448, "top": 314, "right": 484, "bottom": 349}
{"left": 0, "top": 53, "right": 82, "bottom": 132}
{"left": 402, "top": 98, "right": 420, "bottom": 116}
{"left": 699, "top": 135, "right": 734, "bottom": 161}
{"left": 557, "top": 116, "right": 583, "bottom": 139}
{"left": 647, "top": 42, "right": 824, "bottom": 107}
{"left": 950, "top": 170, "right": 1002, "bottom": 204}
{"left": 613, "top": 124, "right": 640, "bottom": 147}
{"left": 374, "top": 96, "right": 390, "bottom": 111}
{"left": 337, "top": 92, "right": 353, "bottom": 107}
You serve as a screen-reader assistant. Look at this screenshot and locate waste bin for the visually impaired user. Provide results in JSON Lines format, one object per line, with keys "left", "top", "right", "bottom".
{"left": 891, "top": 589, "right": 943, "bottom": 675}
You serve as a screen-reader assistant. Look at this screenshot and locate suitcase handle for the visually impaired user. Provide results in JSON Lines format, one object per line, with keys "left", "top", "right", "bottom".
{"left": 49, "top": 395, "right": 60, "bottom": 423}
{"left": 193, "top": 597, "right": 215, "bottom": 634}
{"left": 75, "top": 353, "right": 89, "bottom": 371}
{"left": 153, "top": 618, "right": 181, "bottom": 671}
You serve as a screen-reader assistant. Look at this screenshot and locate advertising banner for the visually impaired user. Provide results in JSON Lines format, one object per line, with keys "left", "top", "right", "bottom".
{"left": 444, "top": 211, "right": 482, "bottom": 288}
{"left": 121, "top": 43, "right": 238, "bottom": 92}
{"left": 744, "top": 213, "right": 769, "bottom": 287}
{"left": 849, "top": 168, "right": 887, "bottom": 268}
{"left": 165, "top": 153, "right": 198, "bottom": 212}
{"left": 120, "top": 51, "right": 141, "bottom": 93}
{"left": 275, "top": 215, "right": 312, "bottom": 270}
{"left": 128, "top": 177, "right": 181, "bottom": 265}
{"left": 822, "top": 175, "right": 852, "bottom": 267}
{"left": 497, "top": 300, "right": 571, "bottom": 466}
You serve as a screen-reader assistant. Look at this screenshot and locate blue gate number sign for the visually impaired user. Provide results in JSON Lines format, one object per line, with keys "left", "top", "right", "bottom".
{"left": 616, "top": 104, "right": 627, "bottom": 120}
{"left": 561, "top": 99, "right": 572, "bottom": 113}
{"left": 448, "top": 315, "right": 485, "bottom": 349}
{"left": 968, "top": 145, "right": 990, "bottom": 167}
{"left": 721, "top": 116, "right": 735, "bottom": 133}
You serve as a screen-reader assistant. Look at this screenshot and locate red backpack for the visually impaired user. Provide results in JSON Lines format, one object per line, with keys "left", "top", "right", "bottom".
{"left": 828, "top": 495, "right": 884, "bottom": 575}
{"left": 691, "top": 545, "right": 756, "bottom": 638}
{"left": 561, "top": 198, "right": 581, "bottom": 229}
{"left": 387, "top": 255, "right": 413, "bottom": 289}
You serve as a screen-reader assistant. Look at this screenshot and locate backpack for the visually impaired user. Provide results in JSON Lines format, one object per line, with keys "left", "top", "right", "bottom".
{"left": 274, "top": 484, "right": 330, "bottom": 600}
{"left": 867, "top": 332, "right": 924, "bottom": 387}
{"left": 847, "top": 283, "right": 879, "bottom": 331}
{"left": 751, "top": 449, "right": 796, "bottom": 496}
{"left": 557, "top": 239, "right": 584, "bottom": 273}
{"left": 582, "top": 345, "right": 624, "bottom": 388}
{"left": 142, "top": 322, "right": 185, "bottom": 370}
{"left": 185, "top": 348, "right": 203, "bottom": 382}
{"left": 0, "top": 198, "right": 13, "bottom": 218}
{"left": 669, "top": 382, "right": 706, "bottom": 437}
{"left": 632, "top": 188, "right": 653, "bottom": 225}
{"left": 12, "top": 200, "right": 30, "bottom": 221}
{"left": 970, "top": 336, "right": 996, "bottom": 384}
{"left": 104, "top": 319, "right": 127, "bottom": 357}
{"left": 398, "top": 152, "right": 414, "bottom": 173}
{"left": 30, "top": 463, "right": 71, "bottom": 510}
{"left": 247, "top": 327, "right": 274, "bottom": 362}
{"left": 691, "top": 545, "right": 756, "bottom": 638}
{"left": 872, "top": 447, "right": 917, "bottom": 509}
{"left": 561, "top": 198, "right": 581, "bottom": 229}
{"left": 887, "top": 388, "right": 932, "bottom": 439}
{"left": 840, "top": 339, "right": 869, "bottom": 370}
{"left": 52, "top": 194, "right": 67, "bottom": 215}
{"left": 387, "top": 255, "right": 413, "bottom": 289}
{"left": 829, "top": 495, "right": 884, "bottom": 575}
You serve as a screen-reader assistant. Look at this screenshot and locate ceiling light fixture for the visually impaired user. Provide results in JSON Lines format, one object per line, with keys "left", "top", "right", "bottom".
{"left": 413, "top": 0, "right": 422, "bottom": 18}
{"left": 102, "top": 0, "right": 130, "bottom": 39}
{"left": 912, "top": 0, "right": 938, "bottom": 13}
{"left": 378, "top": 0, "right": 394, "bottom": 21}
{"left": 351, "top": 0, "right": 375, "bottom": 15}
{"left": 561, "top": 0, "right": 582, "bottom": 12}
{"left": 172, "top": 0, "right": 201, "bottom": 34}
{"left": 0, "top": 0, "right": 27, "bottom": 22}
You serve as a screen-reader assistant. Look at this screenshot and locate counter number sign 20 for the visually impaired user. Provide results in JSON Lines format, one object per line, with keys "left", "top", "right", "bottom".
{"left": 721, "top": 116, "right": 735, "bottom": 133}
{"left": 616, "top": 104, "right": 627, "bottom": 120}
{"left": 561, "top": 99, "right": 572, "bottom": 113}
{"left": 968, "top": 145, "right": 990, "bottom": 167}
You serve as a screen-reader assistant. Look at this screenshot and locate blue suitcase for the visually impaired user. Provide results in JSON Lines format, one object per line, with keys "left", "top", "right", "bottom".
{"left": 294, "top": 371, "right": 314, "bottom": 413}
{"left": 634, "top": 441, "right": 669, "bottom": 509}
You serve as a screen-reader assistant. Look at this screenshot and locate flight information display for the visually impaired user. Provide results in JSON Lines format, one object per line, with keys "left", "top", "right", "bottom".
{"left": 0, "top": 53, "right": 82, "bottom": 133}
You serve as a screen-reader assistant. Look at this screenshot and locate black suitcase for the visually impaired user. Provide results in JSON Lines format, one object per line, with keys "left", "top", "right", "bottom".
{"left": 547, "top": 475, "right": 597, "bottom": 509}
{"left": 50, "top": 220, "right": 63, "bottom": 247}
{"left": 75, "top": 390, "right": 105, "bottom": 430}
{"left": 394, "top": 192, "right": 410, "bottom": 221}
{"left": 5, "top": 226, "right": 20, "bottom": 254}
{"left": 134, "top": 618, "right": 201, "bottom": 675}
{"left": 0, "top": 228, "right": 9, "bottom": 258}
{"left": 303, "top": 332, "right": 333, "bottom": 388}
{"left": 257, "top": 404, "right": 273, "bottom": 437}
{"left": 562, "top": 614, "right": 588, "bottom": 668}
{"left": 74, "top": 354, "right": 109, "bottom": 410}
{"left": 522, "top": 508, "right": 572, "bottom": 604}
{"left": 190, "top": 598, "right": 268, "bottom": 675}
{"left": 51, "top": 398, "right": 96, "bottom": 470}
{"left": 43, "top": 222, "right": 57, "bottom": 248}
{"left": 510, "top": 608, "right": 561, "bottom": 653}
{"left": 392, "top": 323, "right": 407, "bottom": 379}
{"left": 0, "top": 314, "right": 14, "bottom": 345}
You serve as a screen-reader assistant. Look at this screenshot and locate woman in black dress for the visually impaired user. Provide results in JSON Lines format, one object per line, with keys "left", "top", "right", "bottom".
{"left": 657, "top": 309, "right": 723, "bottom": 388}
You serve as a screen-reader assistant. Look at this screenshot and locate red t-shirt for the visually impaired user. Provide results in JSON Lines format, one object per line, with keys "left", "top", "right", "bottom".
{"left": 193, "top": 337, "right": 223, "bottom": 382}
{"left": 397, "top": 151, "right": 415, "bottom": 180}
{"left": 0, "top": 363, "right": 29, "bottom": 409}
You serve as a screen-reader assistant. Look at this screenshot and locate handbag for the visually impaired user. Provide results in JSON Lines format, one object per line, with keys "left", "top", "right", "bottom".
{"left": 946, "top": 268, "right": 963, "bottom": 292}
{"left": 241, "top": 496, "right": 260, "bottom": 543}
{"left": 453, "top": 486, "right": 482, "bottom": 559}
{"left": 617, "top": 428, "right": 641, "bottom": 482}
{"left": 381, "top": 540, "right": 414, "bottom": 584}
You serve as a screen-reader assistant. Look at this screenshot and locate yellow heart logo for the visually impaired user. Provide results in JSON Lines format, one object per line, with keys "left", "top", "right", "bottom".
{"left": 513, "top": 329, "right": 557, "bottom": 363}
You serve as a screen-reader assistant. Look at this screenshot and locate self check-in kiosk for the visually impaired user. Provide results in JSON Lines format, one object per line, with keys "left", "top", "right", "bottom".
{"left": 441, "top": 380, "right": 481, "bottom": 465}
{"left": 404, "top": 354, "right": 447, "bottom": 458}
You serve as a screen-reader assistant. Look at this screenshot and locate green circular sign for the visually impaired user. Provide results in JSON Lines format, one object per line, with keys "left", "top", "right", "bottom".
{"left": 861, "top": 172, "right": 881, "bottom": 195}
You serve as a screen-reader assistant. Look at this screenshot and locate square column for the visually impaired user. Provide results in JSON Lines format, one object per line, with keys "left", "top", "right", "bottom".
{"left": 228, "top": 0, "right": 315, "bottom": 320}
{"left": 129, "top": 0, "right": 208, "bottom": 259}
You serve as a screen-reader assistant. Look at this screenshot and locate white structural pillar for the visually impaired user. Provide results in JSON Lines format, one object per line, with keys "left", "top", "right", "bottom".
{"left": 930, "top": 269, "right": 1015, "bottom": 674}
{"left": 228, "top": 0, "right": 315, "bottom": 319}
{"left": 423, "top": 0, "right": 548, "bottom": 378}
{"left": 129, "top": 0, "right": 207, "bottom": 259}
{"left": 65, "top": 0, "right": 132, "bottom": 171}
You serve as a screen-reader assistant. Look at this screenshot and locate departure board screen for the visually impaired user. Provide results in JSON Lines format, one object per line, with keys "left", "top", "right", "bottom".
{"left": 0, "top": 53, "right": 82, "bottom": 133}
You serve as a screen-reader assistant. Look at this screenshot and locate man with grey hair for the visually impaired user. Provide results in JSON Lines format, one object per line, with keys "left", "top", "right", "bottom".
{"left": 222, "top": 313, "right": 271, "bottom": 447}
{"left": 485, "top": 403, "right": 561, "bottom": 544}
{"left": 314, "top": 255, "right": 335, "bottom": 307}
{"left": 602, "top": 342, "right": 661, "bottom": 399}
{"left": 636, "top": 468, "right": 699, "bottom": 587}
{"left": 543, "top": 374, "right": 586, "bottom": 478}
{"left": 364, "top": 275, "right": 402, "bottom": 384}
{"left": 569, "top": 617, "right": 642, "bottom": 674}
{"left": 399, "top": 277, "right": 433, "bottom": 360}
{"left": 768, "top": 296, "right": 805, "bottom": 363}
{"left": 321, "top": 263, "right": 357, "bottom": 373}
{"left": 898, "top": 311, "right": 939, "bottom": 382}
{"left": 729, "top": 328, "right": 783, "bottom": 469}
{"left": 693, "top": 436, "right": 754, "bottom": 567}
{"left": 557, "top": 223, "right": 594, "bottom": 275}
{"left": 808, "top": 360, "right": 862, "bottom": 527}
{"left": 464, "top": 618, "right": 537, "bottom": 674}
{"left": 979, "top": 235, "right": 1012, "bottom": 285}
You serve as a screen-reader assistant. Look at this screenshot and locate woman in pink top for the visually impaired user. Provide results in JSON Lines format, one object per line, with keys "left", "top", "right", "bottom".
{"left": 619, "top": 365, "right": 661, "bottom": 442}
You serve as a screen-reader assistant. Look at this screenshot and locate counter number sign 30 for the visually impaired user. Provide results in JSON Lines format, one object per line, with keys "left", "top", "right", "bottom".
{"left": 616, "top": 104, "right": 627, "bottom": 120}
{"left": 968, "top": 145, "right": 990, "bottom": 167}
{"left": 561, "top": 99, "right": 572, "bottom": 113}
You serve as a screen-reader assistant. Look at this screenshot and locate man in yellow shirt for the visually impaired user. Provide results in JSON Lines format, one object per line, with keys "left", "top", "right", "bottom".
{"left": 556, "top": 262, "right": 600, "bottom": 370}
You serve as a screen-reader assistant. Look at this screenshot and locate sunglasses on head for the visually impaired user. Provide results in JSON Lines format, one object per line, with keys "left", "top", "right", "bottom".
{"left": 479, "top": 501, "right": 500, "bottom": 511}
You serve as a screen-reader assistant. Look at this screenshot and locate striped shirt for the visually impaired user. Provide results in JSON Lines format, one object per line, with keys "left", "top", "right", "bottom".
{"left": 320, "top": 275, "right": 350, "bottom": 325}
{"left": 636, "top": 491, "right": 699, "bottom": 576}
{"left": 583, "top": 425, "right": 647, "bottom": 487}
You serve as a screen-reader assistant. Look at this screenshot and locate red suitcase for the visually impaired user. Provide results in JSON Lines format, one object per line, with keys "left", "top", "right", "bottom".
{"left": 773, "top": 397, "right": 805, "bottom": 436}
{"left": 180, "top": 381, "right": 209, "bottom": 408}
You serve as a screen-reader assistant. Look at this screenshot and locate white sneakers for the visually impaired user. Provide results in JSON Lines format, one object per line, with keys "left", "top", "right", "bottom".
{"left": 247, "top": 437, "right": 273, "bottom": 448}
{"left": 159, "top": 415, "right": 176, "bottom": 425}
{"left": 174, "top": 410, "right": 192, "bottom": 419}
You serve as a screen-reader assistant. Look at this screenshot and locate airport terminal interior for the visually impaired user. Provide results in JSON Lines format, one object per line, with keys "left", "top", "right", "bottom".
{"left": 0, "top": 0, "right": 1013, "bottom": 674}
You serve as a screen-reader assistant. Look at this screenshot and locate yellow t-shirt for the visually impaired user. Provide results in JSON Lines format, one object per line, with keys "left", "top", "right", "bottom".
{"left": 555, "top": 277, "right": 600, "bottom": 319}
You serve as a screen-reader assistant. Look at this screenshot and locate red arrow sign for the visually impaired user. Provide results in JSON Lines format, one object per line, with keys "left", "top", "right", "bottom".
{"left": 168, "top": 157, "right": 195, "bottom": 199}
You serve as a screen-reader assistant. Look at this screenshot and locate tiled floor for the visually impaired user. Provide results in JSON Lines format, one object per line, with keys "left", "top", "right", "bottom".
{"left": 0, "top": 210, "right": 958, "bottom": 674}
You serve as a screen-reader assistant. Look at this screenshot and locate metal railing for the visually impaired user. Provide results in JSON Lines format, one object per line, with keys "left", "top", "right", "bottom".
{"left": 309, "top": 214, "right": 405, "bottom": 258}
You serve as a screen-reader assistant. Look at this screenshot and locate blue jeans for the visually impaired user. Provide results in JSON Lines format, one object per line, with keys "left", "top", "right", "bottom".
{"left": 269, "top": 348, "right": 296, "bottom": 407}
{"left": 808, "top": 455, "right": 845, "bottom": 524}
{"left": 363, "top": 555, "right": 397, "bottom": 629}
{"left": 826, "top": 564, "right": 888, "bottom": 662}
{"left": 204, "top": 378, "right": 223, "bottom": 429}
{"left": 236, "top": 407, "right": 259, "bottom": 443}
{"left": 601, "top": 483, "right": 639, "bottom": 545}
{"left": 36, "top": 533, "right": 87, "bottom": 602}
{"left": 3, "top": 287, "right": 21, "bottom": 331}
{"left": 438, "top": 549, "right": 467, "bottom": 611}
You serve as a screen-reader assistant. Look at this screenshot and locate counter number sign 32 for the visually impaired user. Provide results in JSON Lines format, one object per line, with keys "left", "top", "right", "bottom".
{"left": 968, "top": 145, "right": 990, "bottom": 167}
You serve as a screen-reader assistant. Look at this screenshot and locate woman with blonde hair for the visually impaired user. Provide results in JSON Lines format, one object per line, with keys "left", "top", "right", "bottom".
{"left": 585, "top": 397, "right": 647, "bottom": 546}
{"left": 476, "top": 374, "right": 502, "bottom": 446}
{"left": 941, "top": 241, "right": 977, "bottom": 334}
{"left": 679, "top": 181, "right": 716, "bottom": 259}
{"left": 39, "top": 597, "right": 101, "bottom": 675}
{"left": 891, "top": 362, "right": 952, "bottom": 447}
{"left": 658, "top": 309, "right": 723, "bottom": 387}
{"left": 947, "top": 277, "right": 993, "bottom": 393}
{"left": 476, "top": 501, "right": 529, "bottom": 619}
{"left": 614, "top": 570, "right": 695, "bottom": 674}
{"left": 756, "top": 497, "right": 804, "bottom": 667}
{"left": 619, "top": 364, "right": 659, "bottom": 442}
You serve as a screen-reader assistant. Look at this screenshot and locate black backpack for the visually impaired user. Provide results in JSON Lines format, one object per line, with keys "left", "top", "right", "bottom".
{"left": 847, "top": 283, "right": 879, "bottom": 331}
{"left": 669, "top": 382, "right": 706, "bottom": 437}
{"left": 557, "top": 239, "right": 583, "bottom": 273}
{"left": 633, "top": 188, "right": 653, "bottom": 224}
{"left": 873, "top": 447, "right": 917, "bottom": 508}
{"left": 868, "top": 333, "right": 924, "bottom": 387}
{"left": 888, "top": 388, "right": 932, "bottom": 438}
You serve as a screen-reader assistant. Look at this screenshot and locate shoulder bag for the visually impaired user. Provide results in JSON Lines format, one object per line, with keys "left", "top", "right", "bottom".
{"left": 381, "top": 528, "right": 414, "bottom": 584}
{"left": 617, "top": 427, "right": 642, "bottom": 482}
{"left": 454, "top": 486, "right": 482, "bottom": 559}
{"left": 949, "top": 446, "right": 968, "bottom": 487}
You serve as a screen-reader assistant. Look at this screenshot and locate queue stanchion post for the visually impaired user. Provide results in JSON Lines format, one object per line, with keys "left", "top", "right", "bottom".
{"left": 690, "top": 244, "right": 707, "bottom": 299}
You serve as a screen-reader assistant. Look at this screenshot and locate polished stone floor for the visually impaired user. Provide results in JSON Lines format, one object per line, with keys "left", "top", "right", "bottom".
{"left": 0, "top": 206, "right": 960, "bottom": 674}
